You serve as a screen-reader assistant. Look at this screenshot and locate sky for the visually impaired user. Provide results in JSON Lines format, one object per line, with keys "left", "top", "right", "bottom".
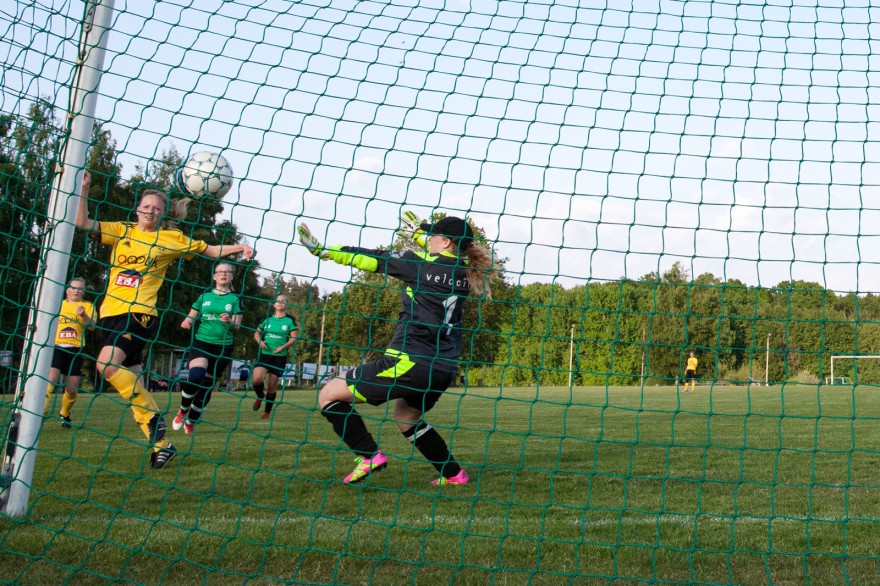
{"left": 4, "top": 0, "right": 880, "bottom": 294}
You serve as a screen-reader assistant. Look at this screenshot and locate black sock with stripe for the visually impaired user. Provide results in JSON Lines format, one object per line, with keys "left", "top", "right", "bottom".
{"left": 402, "top": 421, "right": 460, "bottom": 478}
{"left": 321, "top": 401, "right": 377, "bottom": 458}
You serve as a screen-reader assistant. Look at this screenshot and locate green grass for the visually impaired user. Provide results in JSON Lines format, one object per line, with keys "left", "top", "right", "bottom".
{"left": 3, "top": 384, "right": 880, "bottom": 585}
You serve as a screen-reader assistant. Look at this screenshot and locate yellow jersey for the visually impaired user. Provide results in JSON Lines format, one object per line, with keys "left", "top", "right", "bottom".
{"left": 686, "top": 357, "right": 698, "bottom": 371}
{"left": 54, "top": 299, "right": 96, "bottom": 347}
{"left": 98, "top": 221, "right": 208, "bottom": 318}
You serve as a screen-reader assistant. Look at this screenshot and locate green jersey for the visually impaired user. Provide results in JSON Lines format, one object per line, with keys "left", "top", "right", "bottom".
{"left": 192, "top": 290, "right": 242, "bottom": 346}
{"left": 258, "top": 314, "right": 298, "bottom": 354}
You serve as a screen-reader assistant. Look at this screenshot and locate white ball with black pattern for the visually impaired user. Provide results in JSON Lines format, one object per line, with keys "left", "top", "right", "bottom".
{"left": 176, "top": 151, "right": 233, "bottom": 199}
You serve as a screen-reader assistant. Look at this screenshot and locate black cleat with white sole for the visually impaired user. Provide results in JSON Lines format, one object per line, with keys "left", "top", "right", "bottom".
{"left": 150, "top": 444, "right": 178, "bottom": 470}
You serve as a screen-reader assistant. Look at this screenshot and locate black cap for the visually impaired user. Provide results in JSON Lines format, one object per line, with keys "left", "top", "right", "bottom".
{"left": 420, "top": 216, "right": 474, "bottom": 250}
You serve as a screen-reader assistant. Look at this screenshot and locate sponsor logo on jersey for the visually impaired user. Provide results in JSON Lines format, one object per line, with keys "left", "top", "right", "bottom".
{"left": 424, "top": 271, "right": 469, "bottom": 289}
{"left": 117, "top": 253, "right": 153, "bottom": 268}
{"left": 114, "top": 269, "right": 142, "bottom": 288}
{"left": 58, "top": 327, "right": 78, "bottom": 339}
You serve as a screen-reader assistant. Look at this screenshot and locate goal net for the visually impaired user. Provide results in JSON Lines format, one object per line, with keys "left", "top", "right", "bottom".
{"left": 2, "top": 1, "right": 879, "bottom": 584}
{"left": 824, "top": 376, "right": 854, "bottom": 386}
{"left": 829, "top": 356, "right": 880, "bottom": 386}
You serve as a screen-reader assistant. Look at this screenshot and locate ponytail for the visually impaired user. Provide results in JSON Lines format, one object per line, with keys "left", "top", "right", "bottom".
{"left": 463, "top": 243, "right": 502, "bottom": 299}
{"left": 166, "top": 196, "right": 191, "bottom": 228}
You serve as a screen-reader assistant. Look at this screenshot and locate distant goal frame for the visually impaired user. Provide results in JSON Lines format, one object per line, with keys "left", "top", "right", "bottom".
{"left": 827, "top": 355, "right": 880, "bottom": 385}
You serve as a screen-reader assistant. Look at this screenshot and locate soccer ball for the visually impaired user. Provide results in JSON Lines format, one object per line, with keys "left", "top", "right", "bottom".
{"left": 176, "top": 151, "right": 234, "bottom": 199}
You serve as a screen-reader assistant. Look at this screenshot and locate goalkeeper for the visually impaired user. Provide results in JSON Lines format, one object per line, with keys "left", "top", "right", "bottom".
{"left": 298, "top": 211, "right": 500, "bottom": 486}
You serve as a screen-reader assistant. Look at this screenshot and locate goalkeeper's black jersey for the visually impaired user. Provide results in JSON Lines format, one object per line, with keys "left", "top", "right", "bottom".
{"left": 336, "top": 246, "right": 470, "bottom": 372}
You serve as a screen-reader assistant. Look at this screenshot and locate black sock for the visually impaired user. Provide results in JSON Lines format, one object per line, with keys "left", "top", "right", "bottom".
{"left": 265, "top": 392, "right": 276, "bottom": 413}
{"left": 402, "top": 421, "right": 460, "bottom": 477}
{"left": 182, "top": 368, "right": 208, "bottom": 417}
{"left": 189, "top": 388, "right": 213, "bottom": 423}
{"left": 179, "top": 383, "right": 195, "bottom": 412}
{"left": 253, "top": 382, "right": 265, "bottom": 399}
{"left": 321, "top": 401, "right": 377, "bottom": 458}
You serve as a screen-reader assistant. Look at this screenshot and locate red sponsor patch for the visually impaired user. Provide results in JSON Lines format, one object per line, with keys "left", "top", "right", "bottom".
{"left": 114, "top": 273, "right": 142, "bottom": 288}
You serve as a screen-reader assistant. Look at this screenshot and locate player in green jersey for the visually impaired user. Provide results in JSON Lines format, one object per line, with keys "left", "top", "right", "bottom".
{"left": 251, "top": 295, "right": 298, "bottom": 419}
{"left": 173, "top": 262, "right": 243, "bottom": 434}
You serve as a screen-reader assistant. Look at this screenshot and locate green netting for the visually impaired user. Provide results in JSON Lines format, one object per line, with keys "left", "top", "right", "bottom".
{"left": 3, "top": 0, "right": 880, "bottom": 583}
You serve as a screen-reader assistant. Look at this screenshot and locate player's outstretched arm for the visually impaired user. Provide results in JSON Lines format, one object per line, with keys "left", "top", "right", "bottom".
{"left": 204, "top": 243, "right": 254, "bottom": 260}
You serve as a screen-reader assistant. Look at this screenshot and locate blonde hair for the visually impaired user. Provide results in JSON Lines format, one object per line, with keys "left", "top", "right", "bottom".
{"left": 463, "top": 243, "right": 503, "bottom": 299}
{"left": 139, "top": 189, "right": 191, "bottom": 229}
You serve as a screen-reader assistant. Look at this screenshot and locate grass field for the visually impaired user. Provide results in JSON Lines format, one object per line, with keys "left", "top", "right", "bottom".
{"left": 2, "top": 383, "right": 880, "bottom": 585}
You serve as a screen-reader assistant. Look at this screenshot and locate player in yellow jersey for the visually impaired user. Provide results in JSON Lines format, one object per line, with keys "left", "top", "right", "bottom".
{"left": 43, "top": 276, "right": 96, "bottom": 428}
{"left": 75, "top": 171, "right": 254, "bottom": 469}
{"left": 684, "top": 351, "right": 698, "bottom": 392}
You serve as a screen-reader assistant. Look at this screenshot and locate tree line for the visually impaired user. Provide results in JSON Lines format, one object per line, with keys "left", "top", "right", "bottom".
{"left": 2, "top": 103, "right": 879, "bottom": 389}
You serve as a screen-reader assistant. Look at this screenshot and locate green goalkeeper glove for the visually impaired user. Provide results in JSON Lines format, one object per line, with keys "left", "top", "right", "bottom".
{"left": 399, "top": 210, "right": 427, "bottom": 247}
{"left": 297, "top": 223, "right": 329, "bottom": 259}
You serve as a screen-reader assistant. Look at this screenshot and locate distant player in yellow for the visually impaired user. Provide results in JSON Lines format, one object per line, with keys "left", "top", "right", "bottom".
{"left": 43, "top": 276, "right": 96, "bottom": 428}
{"left": 684, "top": 352, "right": 698, "bottom": 392}
{"left": 75, "top": 171, "right": 254, "bottom": 469}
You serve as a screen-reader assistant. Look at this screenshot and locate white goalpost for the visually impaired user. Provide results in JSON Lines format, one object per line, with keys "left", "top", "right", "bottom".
{"left": 0, "top": 0, "right": 115, "bottom": 518}
{"left": 827, "top": 355, "right": 880, "bottom": 386}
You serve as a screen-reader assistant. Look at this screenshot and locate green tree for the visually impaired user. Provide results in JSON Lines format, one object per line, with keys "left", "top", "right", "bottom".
{"left": 643, "top": 262, "right": 690, "bottom": 383}
{"left": 0, "top": 101, "right": 64, "bottom": 366}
